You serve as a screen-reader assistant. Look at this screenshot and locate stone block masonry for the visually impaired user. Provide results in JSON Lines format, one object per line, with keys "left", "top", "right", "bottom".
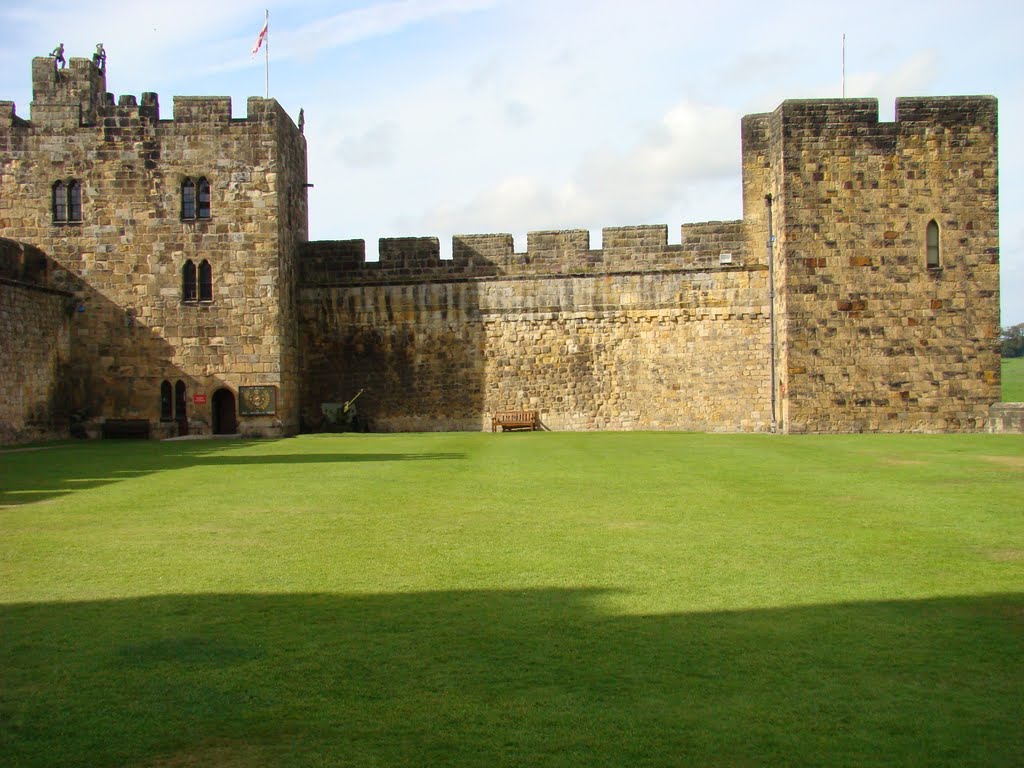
{"left": 299, "top": 96, "right": 1000, "bottom": 434}
{"left": 0, "top": 57, "right": 309, "bottom": 438}
{"left": 299, "top": 230, "right": 770, "bottom": 432}
{"left": 751, "top": 96, "right": 1001, "bottom": 432}
{"left": 0, "top": 50, "right": 1003, "bottom": 438}
{"left": 0, "top": 239, "right": 73, "bottom": 444}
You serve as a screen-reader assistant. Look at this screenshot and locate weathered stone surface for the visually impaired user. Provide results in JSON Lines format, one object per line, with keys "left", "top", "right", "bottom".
{"left": 987, "top": 403, "right": 1024, "bottom": 434}
{"left": 299, "top": 257, "right": 770, "bottom": 432}
{"left": 0, "top": 55, "right": 1003, "bottom": 439}
{"left": 0, "top": 239, "right": 72, "bottom": 443}
{"left": 0, "top": 58, "right": 308, "bottom": 438}
{"left": 751, "top": 97, "right": 1001, "bottom": 432}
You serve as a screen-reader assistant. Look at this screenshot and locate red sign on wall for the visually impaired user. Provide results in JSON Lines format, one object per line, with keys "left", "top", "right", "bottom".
{"left": 192, "top": 394, "right": 208, "bottom": 405}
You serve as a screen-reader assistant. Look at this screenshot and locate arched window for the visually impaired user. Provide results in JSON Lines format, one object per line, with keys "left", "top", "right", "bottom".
{"left": 181, "top": 178, "right": 196, "bottom": 219}
{"left": 198, "top": 259, "right": 213, "bottom": 301}
{"left": 174, "top": 380, "right": 187, "bottom": 421}
{"left": 160, "top": 380, "right": 173, "bottom": 421}
{"left": 926, "top": 220, "right": 940, "bottom": 269}
{"left": 67, "top": 181, "right": 82, "bottom": 222}
{"left": 52, "top": 181, "right": 67, "bottom": 222}
{"left": 182, "top": 259, "right": 197, "bottom": 302}
{"left": 197, "top": 177, "right": 211, "bottom": 219}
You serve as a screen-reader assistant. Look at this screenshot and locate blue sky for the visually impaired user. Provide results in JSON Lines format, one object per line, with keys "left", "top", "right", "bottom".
{"left": 2, "top": 0, "right": 1022, "bottom": 325}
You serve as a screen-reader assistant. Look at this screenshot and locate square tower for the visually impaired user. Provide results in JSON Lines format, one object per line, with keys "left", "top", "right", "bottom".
{"left": 0, "top": 56, "right": 309, "bottom": 437}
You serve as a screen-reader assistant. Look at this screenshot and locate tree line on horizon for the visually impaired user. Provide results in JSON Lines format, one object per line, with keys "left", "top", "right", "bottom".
{"left": 1002, "top": 324, "right": 1024, "bottom": 357}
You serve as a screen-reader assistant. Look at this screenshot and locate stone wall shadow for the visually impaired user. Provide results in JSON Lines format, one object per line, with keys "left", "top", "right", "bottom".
{"left": 1, "top": 589, "right": 1019, "bottom": 767}
{"left": 1, "top": 242, "right": 221, "bottom": 440}
{"left": 299, "top": 238, "right": 488, "bottom": 432}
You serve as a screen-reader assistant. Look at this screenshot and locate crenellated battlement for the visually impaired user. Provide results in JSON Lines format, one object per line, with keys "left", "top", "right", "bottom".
{"left": 300, "top": 221, "right": 753, "bottom": 285}
{"left": 14, "top": 57, "right": 294, "bottom": 133}
{"left": 742, "top": 96, "right": 997, "bottom": 156}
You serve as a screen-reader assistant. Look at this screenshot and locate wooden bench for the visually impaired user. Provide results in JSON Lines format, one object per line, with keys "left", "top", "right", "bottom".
{"left": 101, "top": 418, "right": 151, "bottom": 440}
{"left": 491, "top": 410, "right": 538, "bottom": 432}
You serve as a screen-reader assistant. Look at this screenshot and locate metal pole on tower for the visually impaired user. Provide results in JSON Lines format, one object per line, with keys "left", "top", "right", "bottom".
{"left": 842, "top": 33, "right": 846, "bottom": 98}
{"left": 265, "top": 9, "right": 270, "bottom": 99}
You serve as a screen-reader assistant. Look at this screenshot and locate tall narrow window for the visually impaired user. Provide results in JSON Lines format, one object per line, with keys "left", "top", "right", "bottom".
{"left": 52, "top": 181, "right": 67, "bottom": 223}
{"left": 182, "top": 259, "right": 197, "bottom": 302}
{"left": 160, "top": 380, "right": 173, "bottom": 421}
{"left": 67, "top": 181, "right": 82, "bottom": 222}
{"left": 198, "top": 259, "right": 213, "bottom": 301}
{"left": 174, "top": 380, "right": 187, "bottom": 421}
{"left": 197, "top": 177, "right": 211, "bottom": 219}
{"left": 181, "top": 178, "right": 196, "bottom": 219}
{"left": 926, "top": 220, "right": 940, "bottom": 269}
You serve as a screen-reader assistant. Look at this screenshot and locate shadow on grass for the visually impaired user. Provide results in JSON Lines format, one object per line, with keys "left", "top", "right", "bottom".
{"left": 1, "top": 589, "right": 1020, "bottom": 767}
{"left": 0, "top": 440, "right": 465, "bottom": 507}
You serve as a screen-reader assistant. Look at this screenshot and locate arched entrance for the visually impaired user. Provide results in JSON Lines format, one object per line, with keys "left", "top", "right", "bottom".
{"left": 174, "top": 380, "right": 188, "bottom": 436}
{"left": 212, "top": 388, "right": 237, "bottom": 435}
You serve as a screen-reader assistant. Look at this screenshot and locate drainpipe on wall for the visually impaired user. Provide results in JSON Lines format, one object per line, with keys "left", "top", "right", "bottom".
{"left": 766, "top": 194, "right": 778, "bottom": 434}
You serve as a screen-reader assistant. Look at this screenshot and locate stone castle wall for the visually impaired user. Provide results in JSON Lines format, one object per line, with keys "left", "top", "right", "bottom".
{"left": 0, "top": 53, "right": 1003, "bottom": 439}
{"left": 299, "top": 225, "right": 771, "bottom": 432}
{"left": 0, "top": 239, "right": 72, "bottom": 444}
{"left": 298, "top": 97, "right": 1001, "bottom": 435}
{"left": 750, "top": 97, "right": 1001, "bottom": 432}
{"left": 0, "top": 58, "right": 308, "bottom": 437}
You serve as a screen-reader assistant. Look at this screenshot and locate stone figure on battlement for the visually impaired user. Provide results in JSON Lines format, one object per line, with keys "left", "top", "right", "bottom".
{"left": 49, "top": 43, "right": 66, "bottom": 70}
{"left": 92, "top": 43, "right": 106, "bottom": 72}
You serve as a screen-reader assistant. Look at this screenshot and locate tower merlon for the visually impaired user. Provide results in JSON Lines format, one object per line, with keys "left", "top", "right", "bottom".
{"left": 172, "top": 96, "right": 233, "bottom": 123}
{"left": 30, "top": 56, "right": 107, "bottom": 127}
{"left": 894, "top": 95, "right": 997, "bottom": 128}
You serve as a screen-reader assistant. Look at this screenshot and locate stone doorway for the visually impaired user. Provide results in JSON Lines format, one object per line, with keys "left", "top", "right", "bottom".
{"left": 212, "top": 388, "right": 237, "bottom": 435}
{"left": 174, "top": 380, "right": 189, "bottom": 436}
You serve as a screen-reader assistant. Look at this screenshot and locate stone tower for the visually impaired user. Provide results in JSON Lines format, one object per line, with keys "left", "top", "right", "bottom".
{"left": 0, "top": 56, "right": 308, "bottom": 437}
{"left": 743, "top": 97, "right": 1000, "bottom": 432}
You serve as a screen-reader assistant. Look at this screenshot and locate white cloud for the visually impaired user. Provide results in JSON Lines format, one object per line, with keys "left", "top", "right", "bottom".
{"left": 409, "top": 100, "right": 740, "bottom": 243}
{"left": 335, "top": 122, "right": 400, "bottom": 169}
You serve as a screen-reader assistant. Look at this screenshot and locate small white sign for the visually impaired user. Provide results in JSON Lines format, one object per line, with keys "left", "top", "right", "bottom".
{"left": 719, "top": 253, "right": 733, "bottom": 265}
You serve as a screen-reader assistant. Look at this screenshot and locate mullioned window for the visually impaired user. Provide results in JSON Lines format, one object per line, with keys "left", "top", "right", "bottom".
{"left": 181, "top": 177, "right": 211, "bottom": 220}
{"left": 182, "top": 258, "right": 214, "bottom": 303}
{"left": 52, "top": 180, "right": 82, "bottom": 224}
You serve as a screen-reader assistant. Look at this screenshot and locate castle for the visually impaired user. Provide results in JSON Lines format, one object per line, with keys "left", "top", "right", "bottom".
{"left": 0, "top": 55, "right": 1002, "bottom": 442}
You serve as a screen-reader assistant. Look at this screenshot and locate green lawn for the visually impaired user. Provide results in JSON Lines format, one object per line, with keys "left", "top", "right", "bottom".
{"left": 1003, "top": 356, "right": 1024, "bottom": 401}
{"left": 1, "top": 432, "right": 1022, "bottom": 767}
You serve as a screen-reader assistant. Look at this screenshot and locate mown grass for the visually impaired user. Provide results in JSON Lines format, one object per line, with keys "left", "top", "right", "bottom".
{"left": 1003, "top": 356, "right": 1024, "bottom": 401}
{"left": 1, "top": 432, "right": 1022, "bottom": 767}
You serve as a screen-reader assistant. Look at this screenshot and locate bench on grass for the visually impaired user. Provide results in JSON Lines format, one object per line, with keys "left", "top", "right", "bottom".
{"left": 101, "top": 418, "right": 151, "bottom": 439}
{"left": 491, "top": 410, "right": 538, "bottom": 432}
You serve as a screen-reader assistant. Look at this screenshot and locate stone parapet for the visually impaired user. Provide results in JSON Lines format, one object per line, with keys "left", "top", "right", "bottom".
{"left": 986, "top": 403, "right": 1024, "bottom": 434}
{"left": 300, "top": 221, "right": 752, "bottom": 286}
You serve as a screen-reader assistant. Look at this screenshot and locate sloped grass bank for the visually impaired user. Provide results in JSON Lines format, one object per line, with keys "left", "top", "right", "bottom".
{"left": 1003, "top": 356, "right": 1024, "bottom": 401}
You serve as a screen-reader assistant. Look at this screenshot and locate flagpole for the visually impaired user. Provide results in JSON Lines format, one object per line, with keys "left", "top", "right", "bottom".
{"left": 842, "top": 33, "right": 846, "bottom": 98}
{"left": 264, "top": 9, "right": 270, "bottom": 99}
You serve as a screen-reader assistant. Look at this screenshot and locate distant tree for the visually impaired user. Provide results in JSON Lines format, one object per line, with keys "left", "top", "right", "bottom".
{"left": 1002, "top": 323, "right": 1024, "bottom": 358}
